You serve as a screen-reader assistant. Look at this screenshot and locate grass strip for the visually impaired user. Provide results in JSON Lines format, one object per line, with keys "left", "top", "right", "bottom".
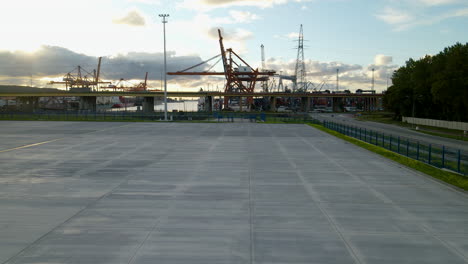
{"left": 308, "top": 123, "right": 468, "bottom": 191}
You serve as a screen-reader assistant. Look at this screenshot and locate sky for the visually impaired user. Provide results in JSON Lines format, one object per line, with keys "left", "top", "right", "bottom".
{"left": 0, "top": 0, "right": 467, "bottom": 92}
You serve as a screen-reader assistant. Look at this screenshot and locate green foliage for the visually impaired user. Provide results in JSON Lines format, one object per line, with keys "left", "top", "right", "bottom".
{"left": 384, "top": 42, "right": 468, "bottom": 122}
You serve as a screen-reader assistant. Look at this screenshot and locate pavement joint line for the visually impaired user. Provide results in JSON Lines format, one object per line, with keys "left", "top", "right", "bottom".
{"left": 126, "top": 219, "right": 161, "bottom": 264}
{"left": 247, "top": 133, "right": 255, "bottom": 264}
{"left": 0, "top": 123, "right": 174, "bottom": 264}
{"left": 3, "top": 122, "right": 467, "bottom": 263}
{"left": 301, "top": 126, "right": 468, "bottom": 263}
{"left": 0, "top": 123, "right": 132, "bottom": 154}
{"left": 127, "top": 129, "right": 225, "bottom": 264}
{"left": 1, "top": 171, "right": 138, "bottom": 264}
{"left": 421, "top": 223, "right": 468, "bottom": 262}
{"left": 311, "top": 122, "right": 468, "bottom": 197}
{"left": 0, "top": 139, "right": 63, "bottom": 153}
{"left": 272, "top": 132, "right": 364, "bottom": 264}
{"left": 2, "top": 140, "right": 188, "bottom": 264}
{"left": 301, "top": 127, "right": 466, "bottom": 260}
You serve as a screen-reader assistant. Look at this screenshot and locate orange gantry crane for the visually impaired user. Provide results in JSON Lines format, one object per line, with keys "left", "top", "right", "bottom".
{"left": 168, "top": 29, "right": 275, "bottom": 109}
{"left": 104, "top": 72, "right": 151, "bottom": 92}
{"left": 49, "top": 57, "right": 111, "bottom": 90}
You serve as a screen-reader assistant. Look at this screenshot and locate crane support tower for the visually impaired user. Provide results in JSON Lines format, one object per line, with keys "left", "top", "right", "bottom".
{"left": 168, "top": 29, "right": 275, "bottom": 109}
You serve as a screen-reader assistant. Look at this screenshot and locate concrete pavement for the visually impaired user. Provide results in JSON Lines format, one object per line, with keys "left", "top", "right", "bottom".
{"left": 0, "top": 121, "right": 467, "bottom": 264}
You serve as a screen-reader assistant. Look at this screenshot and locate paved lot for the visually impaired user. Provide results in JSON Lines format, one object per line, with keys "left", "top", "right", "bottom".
{"left": 0, "top": 121, "right": 467, "bottom": 264}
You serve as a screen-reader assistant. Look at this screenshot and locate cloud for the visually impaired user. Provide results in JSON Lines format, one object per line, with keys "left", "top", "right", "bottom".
{"left": 374, "top": 54, "right": 393, "bottom": 66}
{"left": 127, "top": 0, "right": 161, "bottom": 4}
{"left": 0, "top": 46, "right": 204, "bottom": 87}
{"left": 286, "top": 32, "right": 300, "bottom": 39}
{"left": 0, "top": 46, "right": 400, "bottom": 92}
{"left": 205, "top": 27, "right": 254, "bottom": 55}
{"left": 178, "top": 0, "right": 316, "bottom": 11}
{"left": 201, "top": 10, "right": 261, "bottom": 24}
{"left": 207, "top": 27, "right": 251, "bottom": 40}
{"left": 375, "top": 7, "right": 413, "bottom": 25}
{"left": 265, "top": 58, "right": 362, "bottom": 77}
{"left": 417, "top": 0, "right": 461, "bottom": 6}
{"left": 228, "top": 10, "right": 260, "bottom": 23}
{"left": 179, "top": 0, "right": 290, "bottom": 10}
{"left": 113, "top": 10, "right": 146, "bottom": 26}
{"left": 263, "top": 56, "right": 399, "bottom": 92}
{"left": 376, "top": 1, "right": 468, "bottom": 31}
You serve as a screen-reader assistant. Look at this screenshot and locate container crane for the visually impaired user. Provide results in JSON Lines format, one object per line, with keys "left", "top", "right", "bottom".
{"left": 49, "top": 57, "right": 111, "bottom": 91}
{"left": 103, "top": 72, "right": 161, "bottom": 92}
{"left": 168, "top": 29, "right": 275, "bottom": 109}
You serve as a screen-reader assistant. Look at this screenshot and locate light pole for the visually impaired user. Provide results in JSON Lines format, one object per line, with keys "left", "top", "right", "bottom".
{"left": 412, "top": 94, "right": 423, "bottom": 129}
{"left": 336, "top": 68, "right": 339, "bottom": 91}
{"left": 159, "top": 14, "right": 169, "bottom": 121}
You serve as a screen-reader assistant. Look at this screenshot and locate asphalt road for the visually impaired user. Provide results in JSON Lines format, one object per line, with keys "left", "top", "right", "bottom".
{"left": 1, "top": 121, "right": 468, "bottom": 264}
{"left": 312, "top": 113, "right": 468, "bottom": 152}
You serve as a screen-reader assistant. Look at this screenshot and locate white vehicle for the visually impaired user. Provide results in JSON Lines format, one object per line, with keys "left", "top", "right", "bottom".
{"left": 277, "top": 106, "right": 292, "bottom": 112}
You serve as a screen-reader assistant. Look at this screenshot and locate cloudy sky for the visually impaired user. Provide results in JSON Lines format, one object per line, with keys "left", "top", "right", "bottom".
{"left": 1, "top": 0, "right": 467, "bottom": 92}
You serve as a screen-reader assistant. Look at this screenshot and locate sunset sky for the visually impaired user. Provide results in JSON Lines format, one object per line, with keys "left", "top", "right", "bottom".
{"left": 1, "top": 0, "right": 467, "bottom": 91}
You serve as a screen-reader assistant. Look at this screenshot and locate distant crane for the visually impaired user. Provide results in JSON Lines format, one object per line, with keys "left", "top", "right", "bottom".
{"left": 277, "top": 75, "right": 297, "bottom": 92}
{"left": 48, "top": 57, "right": 110, "bottom": 91}
{"left": 104, "top": 72, "right": 161, "bottom": 92}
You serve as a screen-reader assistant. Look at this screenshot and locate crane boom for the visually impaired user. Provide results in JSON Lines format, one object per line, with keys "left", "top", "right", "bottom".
{"left": 96, "top": 57, "right": 102, "bottom": 84}
{"left": 218, "top": 29, "right": 229, "bottom": 78}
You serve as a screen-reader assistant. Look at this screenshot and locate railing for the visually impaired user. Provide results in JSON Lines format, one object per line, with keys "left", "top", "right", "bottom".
{"left": 212, "top": 112, "right": 312, "bottom": 123}
{"left": 0, "top": 111, "right": 313, "bottom": 123}
{"left": 323, "top": 120, "right": 468, "bottom": 176}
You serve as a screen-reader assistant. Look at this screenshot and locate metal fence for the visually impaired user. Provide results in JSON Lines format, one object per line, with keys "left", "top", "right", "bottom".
{"left": 323, "top": 120, "right": 468, "bottom": 176}
{"left": 0, "top": 111, "right": 313, "bottom": 123}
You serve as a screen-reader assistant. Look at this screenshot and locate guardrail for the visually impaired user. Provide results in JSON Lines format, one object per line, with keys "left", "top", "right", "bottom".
{"left": 323, "top": 120, "right": 468, "bottom": 176}
{"left": 402, "top": 117, "right": 468, "bottom": 131}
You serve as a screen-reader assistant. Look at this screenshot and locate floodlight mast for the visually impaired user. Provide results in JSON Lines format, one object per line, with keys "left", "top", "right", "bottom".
{"left": 159, "top": 14, "right": 169, "bottom": 121}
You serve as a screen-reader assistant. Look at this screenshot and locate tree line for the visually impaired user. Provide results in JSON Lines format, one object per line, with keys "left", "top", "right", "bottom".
{"left": 384, "top": 42, "right": 468, "bottom": 122}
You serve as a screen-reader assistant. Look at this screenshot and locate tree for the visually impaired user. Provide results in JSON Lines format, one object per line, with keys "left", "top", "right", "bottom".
{"left": 384, "top": 42, "right": 468, "bottom": 122}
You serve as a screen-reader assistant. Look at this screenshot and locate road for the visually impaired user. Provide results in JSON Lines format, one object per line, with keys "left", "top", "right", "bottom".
{"left": 312, "top": 113, "right": 468, "bottom": 152}
{"left": 1, "top": 121, "right": 467, "bottom": 263}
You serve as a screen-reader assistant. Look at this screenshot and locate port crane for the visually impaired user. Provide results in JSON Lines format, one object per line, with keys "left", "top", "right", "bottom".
{"left": 103, "top": 72, "right": 159, "bottom": 92}
{"left": 48, "top": 57, "right": 111, "bottom": 91}
{"left": 168, "top": 29, "right": 276, "bottom": 109}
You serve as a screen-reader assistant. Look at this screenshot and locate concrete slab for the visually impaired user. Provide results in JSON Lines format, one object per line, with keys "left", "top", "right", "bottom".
{"left": 0, "top": 121, "right": 467, "bottom": 264}
{"left": 348, "top": 233, "right": 466, "bottom": 264}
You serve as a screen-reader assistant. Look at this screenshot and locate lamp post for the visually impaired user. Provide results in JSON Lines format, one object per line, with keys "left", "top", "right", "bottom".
{"left": 159, "top": 14, "right": 169, "bottom": 121}
{"left": 409, "top": 94, "right": 423, "bottom": 129}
